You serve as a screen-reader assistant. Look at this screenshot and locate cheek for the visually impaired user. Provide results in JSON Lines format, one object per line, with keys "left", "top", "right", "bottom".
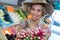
{"left": 38, "top": 12, "right": 42, "bottom": 17}
{"left": 30, "top": 11, "right": 34, "bottom": 14}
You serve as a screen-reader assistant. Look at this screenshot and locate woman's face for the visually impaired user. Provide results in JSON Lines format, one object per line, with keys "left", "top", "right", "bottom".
{"left": 30, "top": 4, "right": 43, "bottom": 21}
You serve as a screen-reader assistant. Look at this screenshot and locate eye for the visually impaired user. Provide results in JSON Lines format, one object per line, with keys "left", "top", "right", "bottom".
{"left": 37, "top": 9, "right": 41, "bottom": 12}
{"left": 31, "top": 8, "right": 35, "bottom": 11}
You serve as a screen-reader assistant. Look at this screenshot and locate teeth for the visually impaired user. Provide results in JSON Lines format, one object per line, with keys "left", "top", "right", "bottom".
{"left": 33, "top": 16, "right": 37, "bottom": 17}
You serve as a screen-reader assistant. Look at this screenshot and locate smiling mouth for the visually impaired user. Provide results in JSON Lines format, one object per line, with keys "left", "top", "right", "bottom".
{"left": 33, "top": 15, "right": 38, "bottom": 18}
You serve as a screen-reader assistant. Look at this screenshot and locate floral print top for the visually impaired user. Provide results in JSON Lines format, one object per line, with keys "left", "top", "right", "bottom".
{"left": 17, "top": 15, "right": 51, "bottom": 40}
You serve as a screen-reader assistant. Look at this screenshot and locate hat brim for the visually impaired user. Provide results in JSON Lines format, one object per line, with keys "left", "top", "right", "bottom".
{"left": 23, "top": 2, "right": 54, "bottom": 15}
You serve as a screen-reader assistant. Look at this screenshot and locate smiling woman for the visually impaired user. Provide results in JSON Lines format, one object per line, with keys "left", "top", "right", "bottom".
{"left": 16, "top": 0, "right": 54, "bottom": 40}
{"left": 22, "top": 0, "right": 53, "bottom": 29}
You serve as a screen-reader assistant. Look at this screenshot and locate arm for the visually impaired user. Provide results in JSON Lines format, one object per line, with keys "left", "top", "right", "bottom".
{"left": 42, "top": 17, "right": 51, "bottom": 40}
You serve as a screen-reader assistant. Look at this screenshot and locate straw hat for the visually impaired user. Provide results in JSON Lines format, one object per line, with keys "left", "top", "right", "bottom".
{"left": 23, "top": 0, "right": 54, "bottom": 15}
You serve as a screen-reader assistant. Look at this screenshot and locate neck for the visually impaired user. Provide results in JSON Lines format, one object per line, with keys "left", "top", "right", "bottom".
{"left": 31, "top": 19, "right": 40, "bottom": 24}
{"left": 30, "top": 18, "right": 40, "bottom": 27}
{"left": 29, "top": 19, "right": 40, "bottom": 29}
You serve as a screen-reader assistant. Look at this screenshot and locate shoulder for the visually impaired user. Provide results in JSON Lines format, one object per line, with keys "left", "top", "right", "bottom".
{"left": 20, "top": 19, "right": 29, "bottom": 29}
{"left": 39, "top": 15, "right": 51, "bottom": 24}
{"left": 39, "top": 15, "right": 51, "bottom": 29}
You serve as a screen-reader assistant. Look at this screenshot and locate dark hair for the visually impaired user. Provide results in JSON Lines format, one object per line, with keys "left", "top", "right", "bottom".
{"left": 6, "top": 34, "right": 16, "bottom": 40}
{"left": 46, "top": 0, "right": 54, "bottom": 7}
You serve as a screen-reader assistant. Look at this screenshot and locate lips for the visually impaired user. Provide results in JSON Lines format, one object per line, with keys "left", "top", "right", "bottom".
{"left": 32, "top": 15, "right": 38, "bottom": 18}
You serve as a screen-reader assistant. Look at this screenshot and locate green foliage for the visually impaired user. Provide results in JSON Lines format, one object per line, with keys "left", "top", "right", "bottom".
{"left": 15, "top": 9, "right": 27, "bottom": 19}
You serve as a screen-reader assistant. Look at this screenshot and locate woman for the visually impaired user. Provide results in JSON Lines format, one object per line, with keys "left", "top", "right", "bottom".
{"left": 17, "top": 0, "right": 54, "bottom": 40}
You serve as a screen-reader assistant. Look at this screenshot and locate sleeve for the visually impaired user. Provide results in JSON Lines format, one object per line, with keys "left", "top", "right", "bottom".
{"left": 15, "top": 19, "right": 28, "bottom": 33}
{"left": 19, "top": 19, "right": 28, "bottom": 29}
